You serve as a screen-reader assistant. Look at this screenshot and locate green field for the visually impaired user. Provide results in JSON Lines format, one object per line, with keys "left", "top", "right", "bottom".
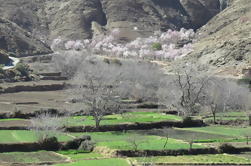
{"left": 97, "top": 136, "right": 203, "bottom": 150}
{"left": 203, "top": 111, "right": 249, "bottom": 121}
{"left": 0, "top": 151, "right": 67, "bottom": 163}
{"left": 0, "top": 130, "right": 73, "bottom": 143}
{"left": 58, "top": 151, "right": 103, "bottom": 160}
{"left": 54, "top": 158, "right": 130, "bottom": 166}
{"left": 0, "top": 130, "right": 203, "bottom": 150}
{"left": 0, "top": 118, "right": 24, "bottom": 122}
{"left": 0, "top": 112, "right": 251, "bottom": 165}
{"left": 71, "top": 131, "right": 204, "bottom": 150}
{"left": 178, "top": 126, "right": 251, "bottom": 137}
{"left": 67, "top": 112, "right": 181, "bottom": 126}
{"left": 133, "top": 154, "right": 251, "bottom": 164}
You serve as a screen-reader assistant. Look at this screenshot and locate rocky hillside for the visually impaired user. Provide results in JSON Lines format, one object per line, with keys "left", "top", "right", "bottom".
{"left": 0, "top": 18, "right": 52, "bottom": 57}
{"left": 0, "top": 0, "right": 222, "bottom": 42}
{"left": 0, "top": 0, "right": 249, "bottom": 78}
{"left": 0, "top": 49, "right": 11, "bottom": 65}
{"left": 181, "top": 0, "right": 250, "bottom": 77}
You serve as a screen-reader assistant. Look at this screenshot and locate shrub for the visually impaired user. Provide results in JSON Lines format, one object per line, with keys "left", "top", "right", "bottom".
{"left": 14, "top": 63, "right": 29, "bottom": 76}
{"left": 218, "top": 143, "right": 238, "bottom": 154}
{"left": 63, "top": 135, "right": 92, "bottom": 150}
{"left": 0, "top": 49, "right": 11, "bottom": 65}
{"left": 39, "top": 136, "right": 61, "bottom": 151}
{"left": 78, "top": 140, "right": 95, "bottom": 152}
{"left": 182, "top": 116, "right": 193, "bottom": 126}
{"left": 182, "top": 117, "right": 204, "bottom": 127}
{"left": 152, "top": 43, "right": 162, "bottom": 50}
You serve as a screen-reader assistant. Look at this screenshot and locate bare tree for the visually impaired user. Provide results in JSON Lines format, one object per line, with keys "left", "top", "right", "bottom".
{"left": 158, "top": 65, "right": 211, "bottom": 117}
{"left": 68, "top": 58, "right": 122, "bottom": 129}
{"left": 126, "top": 135, "right": 147, "bottom": 151}
{"left": 30, "top": 113, "right": 66, "bottom": 142}
{"left": 203, "top": 79, "right": 228, "bottom": 124}
{"left": 205, "top": 79, "right": 251, "bottom": 124}
{"left": 51, "top": 50, "right": 87, "bottom": 78}
{"left": 119, "top": 61, "right": 163, "bottom": 102}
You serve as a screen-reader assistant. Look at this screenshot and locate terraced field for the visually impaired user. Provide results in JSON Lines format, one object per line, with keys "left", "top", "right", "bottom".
{"left": 0, "top": 57, "right": 250, "bottom": 166}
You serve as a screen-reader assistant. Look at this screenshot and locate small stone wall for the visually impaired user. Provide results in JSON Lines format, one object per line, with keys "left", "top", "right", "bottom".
{"left": 0, "top": 142, "right": 62, "bottom": 152}
{"left": 116, "top": 148, "right": 218, "bottom": 157}
{"left": 0, "top": 83, "right": 66, "bottom": 94}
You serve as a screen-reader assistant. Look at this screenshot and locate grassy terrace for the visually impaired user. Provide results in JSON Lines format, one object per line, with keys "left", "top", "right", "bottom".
{"left": 0, "top": 130, "right": 72, "bottom": 143}
{"left": 67, "top": 111, "right": 181, "bottom": 126}
{"left": 1, "top": 151, "right": 250, "bottom": 166}
{"left": 55, "top": 158, "right": 130, "bottom": 166}
{"left": 178, "top": 126, "right": 251, "bottom": 137}
{"left": 203, "top": 111, "right": 249, "bottom": 121}
{"left": 53, "top": 154, "right": 251, "bottom": 166}
{"left": 133, "top": 154, "right": 251, "bottom": 164}
{"left": 0, "top": 130, "right": 204, "bottom": 150}
{"left": 56, "top": 151, "right": 130, "bottom": 166}
{"left": 0, "top": 118, "right": 24, "bottom": 122}
{"left": 0, "top": 151, "right": 67, "bottom": 163}
{"left": 0, "top": 126, "right": 250, "bottom": 146}
{"left": 58, "top": 150, "right": 103, "bottom": 160}
{"left": 89, "top": 132, "right": 204, "bottom": 150}
{"left": 0, "top": 112, "right": 251, "bottom": 165}
{"left": 175, "top": 126, "right": 251, "bottom": 143}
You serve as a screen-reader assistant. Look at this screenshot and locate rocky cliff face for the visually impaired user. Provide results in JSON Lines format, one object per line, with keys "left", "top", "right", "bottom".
{"left": 0, "top": 0, "right": 221, "bottom": 42}
{"left": 181, "top": 0, "right": 251, "bottom": 77}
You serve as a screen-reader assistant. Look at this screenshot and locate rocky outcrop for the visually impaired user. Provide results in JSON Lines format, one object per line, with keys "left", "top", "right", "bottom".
{"left": 181, "top": 0, "right": 251, "bottom": 77}
{"left": 0, "top": 0, "right": 221, "bottom": 41}
{"left": 0, "top": 49, "right": 11, "bottom": 65}
{"left": 0, "top": 18, "right": 52, "bottom": 57}
{"left": 180, "top": 0, "right": 220, "bottom": 29}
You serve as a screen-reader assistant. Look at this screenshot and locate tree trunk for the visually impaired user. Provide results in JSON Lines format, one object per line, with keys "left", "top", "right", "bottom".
{"left": 213, "top": 112, "right": 216, "bottom": 124}
{"left": 249, "top": 115, "right": 251, "bottom": 126}
{"left": 189, "top": 142, "right": 193, "bottom": 151}
{"left": 95, "top": 118, "right": 101, "bottom": 130}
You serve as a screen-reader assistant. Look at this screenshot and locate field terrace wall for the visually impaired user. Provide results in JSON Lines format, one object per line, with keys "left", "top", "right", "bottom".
{"left": 0, "top": 83, "right": 66, "bottom": 94}
{"left": 117, "top": 148, "right": 251, "bottom": 157}
{"left": 0, "top": 108, "right": 65, "bottom": 119}
{"left": 65, "top": 119, "right": 204, "bottom": 132}
{"left": 0, "top": 119, "right": 204, "bottom": 131}
{"left": 116, "top": 148, "right": 219, "bottom": 157}
{"left": 0, "top": 142, "right": 61, "bottom": 152}
{"left": 1, "top": 143, "right": 251, "bottom": 156}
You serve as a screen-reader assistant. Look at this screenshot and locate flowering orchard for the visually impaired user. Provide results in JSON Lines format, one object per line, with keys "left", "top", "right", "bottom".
{"left": 51, "top": 28, "right": 195, "bottom": 61}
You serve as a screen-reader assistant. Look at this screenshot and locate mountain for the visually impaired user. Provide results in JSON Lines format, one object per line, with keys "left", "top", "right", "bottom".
{"left": 0, "top": 18, "right": 52, "bottom": 57}
{"left": 0, "top": 0, "right": 221, "bottom": 41}
{"left": 181, "top": 0, "right": 251, "bottom": 77}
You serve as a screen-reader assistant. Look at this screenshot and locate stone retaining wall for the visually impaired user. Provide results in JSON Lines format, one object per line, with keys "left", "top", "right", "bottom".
{"left": 0, "top": 83, "right": 66, "bottom": 93}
